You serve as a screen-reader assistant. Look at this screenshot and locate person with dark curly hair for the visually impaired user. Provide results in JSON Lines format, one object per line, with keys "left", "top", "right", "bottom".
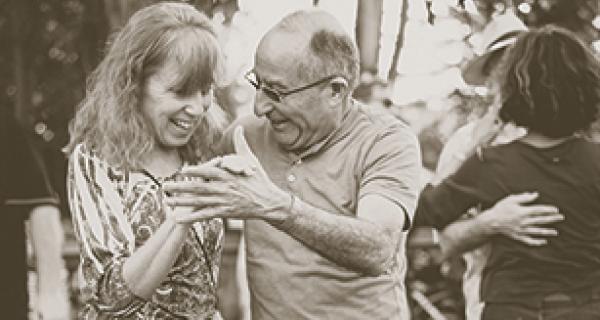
{"left": 414, "top": 25, "right": 600, "bottom": 320}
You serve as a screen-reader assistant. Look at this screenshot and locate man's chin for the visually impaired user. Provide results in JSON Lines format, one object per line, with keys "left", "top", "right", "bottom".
{"left": 271, "top": 131, "right": 301, "bottom": 151}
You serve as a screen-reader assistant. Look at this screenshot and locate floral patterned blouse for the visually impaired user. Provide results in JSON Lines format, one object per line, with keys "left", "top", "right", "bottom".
{"left": 67, "top": 144, "right": 224, "bottom": 319}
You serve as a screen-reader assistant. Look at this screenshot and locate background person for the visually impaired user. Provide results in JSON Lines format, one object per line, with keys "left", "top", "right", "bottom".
{"left": 427, "top": 11, "right": 562, "bottom": 320}
{"left": 1, "top": 106, "right": 70, "bottom": 320}
{"left": 415, "top": 26, "right": 600, "bottom": 320}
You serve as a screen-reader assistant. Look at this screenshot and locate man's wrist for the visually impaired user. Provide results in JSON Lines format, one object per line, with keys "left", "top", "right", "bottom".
{"left": 266, "top": 192, "right": 299, "bottom": 228}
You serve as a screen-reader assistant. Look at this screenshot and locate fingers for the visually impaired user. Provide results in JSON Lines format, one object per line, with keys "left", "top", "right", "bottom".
{"left": 520, "top": 226, "right": 559, "bottom": 237}
{"left": 163, "top": 180, "right": 227, "bottom": 195}
{"left": 220, "top": 155, "right": 256, "bottom": 176}
{"left": 179, "top": 164, "right": 231, "bottom": 181}
{"left": 502, "top": 192, "right": 540, "bottom": 204}
{"left": 233, "top": 126, "right": 250, "bottom": 158}
{"left": 523, "top": 213, "right": 564, "bottom": 225}
{"left": 523, "top": 204, "right": 560, "bottom": 216}
{"left": 203, "top": 156, "right": 223, "bottom": 167}
{"left": 165, "top": 194, "right": 229, "bottom": 208}
{"left": 511, "top": 234, "right": 548, "bottom": 246}
{"left": 233, "top": 126, "right": 262, "bottom": 168}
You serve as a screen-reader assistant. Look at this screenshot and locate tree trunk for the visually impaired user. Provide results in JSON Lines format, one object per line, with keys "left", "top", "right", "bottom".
{"left": 355, "top": 0, "right": 383, "bottom": 76}
{"left": 10, "top": 0, "right": 34, "bottom": 127}
{"left": 388, "top": 0, "right": 408, "bottom": 81}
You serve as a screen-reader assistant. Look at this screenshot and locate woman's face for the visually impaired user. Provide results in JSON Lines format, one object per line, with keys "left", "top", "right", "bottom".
{"left": 141, "top": 61, "right": 212, "bottom": 151}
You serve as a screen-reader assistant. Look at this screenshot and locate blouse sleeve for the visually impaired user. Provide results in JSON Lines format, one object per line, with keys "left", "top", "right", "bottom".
{"left": 67, "top": 144, "right": 145, "bottom": 316}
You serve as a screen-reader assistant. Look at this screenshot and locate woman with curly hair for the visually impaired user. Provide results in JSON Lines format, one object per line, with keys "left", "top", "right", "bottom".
{"left": 415, "top": 26, "right": 600, "bottom": 319}
{"left": 64, "top": 2, "right": 228, "bottom": 319}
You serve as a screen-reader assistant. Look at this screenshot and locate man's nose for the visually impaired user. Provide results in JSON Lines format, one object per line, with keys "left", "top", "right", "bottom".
{"left": 254, "top": 93, "right": 274, "bottom": 117}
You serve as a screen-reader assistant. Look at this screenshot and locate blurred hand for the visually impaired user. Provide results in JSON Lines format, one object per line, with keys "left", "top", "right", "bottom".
{"left": 432, "top": 108, "right": 504, "bottom": 185}
{"left": 471, "top": 105, "right": 503, "bottom": 148}
{"left": 478, "top": 192, "right": 564, "bottom": 246}
{"left": 163, "top": 126, "right": 290, "bottom": 224}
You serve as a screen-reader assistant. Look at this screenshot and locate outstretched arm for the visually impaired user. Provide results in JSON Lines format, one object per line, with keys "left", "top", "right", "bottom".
{"left": 168, "top": 175, "right": 408, "bottom": 276}
{"left": 430, "top": 116, "right": 561, "bottom": 259}
{"left": 165, "top": 126, "right": 420, "bottom": 276}
{"left": 438, "top": 193, "right": 562, "bottom": 259}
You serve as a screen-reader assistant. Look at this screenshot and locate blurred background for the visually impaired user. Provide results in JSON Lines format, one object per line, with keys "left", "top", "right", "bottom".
{"left": 2, "top": 0, "right": 599, "bottom": 319}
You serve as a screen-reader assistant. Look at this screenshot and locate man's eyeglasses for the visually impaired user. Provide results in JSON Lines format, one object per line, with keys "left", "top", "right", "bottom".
{"left": 245, "top": 71, "right": 337, "bottom": 103}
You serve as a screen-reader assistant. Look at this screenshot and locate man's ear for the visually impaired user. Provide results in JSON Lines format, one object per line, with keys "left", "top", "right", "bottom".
{"left": 329, "top": 77, "right": 348, "bottom": 104}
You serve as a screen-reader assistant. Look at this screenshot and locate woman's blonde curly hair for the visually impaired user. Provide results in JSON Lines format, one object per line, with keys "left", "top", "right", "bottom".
{"left": 65, "top": 2, "right": 227, "bottom": 169}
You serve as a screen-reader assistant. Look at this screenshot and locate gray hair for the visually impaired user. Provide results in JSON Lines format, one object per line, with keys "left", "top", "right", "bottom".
{"left": 276, "top": 10, "right": 359, "bottom": 92}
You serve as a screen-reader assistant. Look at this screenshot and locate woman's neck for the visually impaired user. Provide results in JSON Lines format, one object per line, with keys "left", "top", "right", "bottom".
{"left": 519, "top": 131, "right": 574, "bottom": 148}
{"left": 140, "top": 147, "right": 182, "bottom": 178}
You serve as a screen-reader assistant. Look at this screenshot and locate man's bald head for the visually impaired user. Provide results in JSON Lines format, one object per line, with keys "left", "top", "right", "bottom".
{"left": 260, "top": 10, "right": 359, "bottom": 92}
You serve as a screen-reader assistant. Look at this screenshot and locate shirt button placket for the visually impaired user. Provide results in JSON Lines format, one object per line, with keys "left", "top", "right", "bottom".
{"left": 287, "top": 173, "right": 297, "bottom": 183}
{"left": 287, "top": 157, "right": 301, "bottom": 188}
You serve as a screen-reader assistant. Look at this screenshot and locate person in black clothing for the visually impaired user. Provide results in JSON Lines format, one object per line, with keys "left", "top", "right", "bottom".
{"left": 414, "top": 26, "right": 600, "bottom": 320}
{"left": 1, "top": 108, "right": 69, "bottom": 319}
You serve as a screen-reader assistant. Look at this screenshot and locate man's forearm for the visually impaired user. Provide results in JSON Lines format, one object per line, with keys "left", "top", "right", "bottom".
{"left": 274, "top": 197, "right": 401, "bottom": 276}
{"left": 438, "top": 215, "right": 495, "bottom": 260}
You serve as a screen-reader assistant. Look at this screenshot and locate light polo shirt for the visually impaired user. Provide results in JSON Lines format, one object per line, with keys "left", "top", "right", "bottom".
{"left": 225, "top": 101, "right": 421, "bottom": 319}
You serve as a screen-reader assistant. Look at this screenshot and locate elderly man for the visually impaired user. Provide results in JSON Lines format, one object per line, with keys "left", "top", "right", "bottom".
{"left": 164, "top": 9, "right": 421, "bottom": 319}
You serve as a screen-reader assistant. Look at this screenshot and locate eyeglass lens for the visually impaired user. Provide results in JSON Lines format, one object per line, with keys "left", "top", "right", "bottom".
{"left": 260, "top": 87, "right": 282, "bottom": 102}
{"left": 247, "top": 72, "right": 282, "bottom": 102}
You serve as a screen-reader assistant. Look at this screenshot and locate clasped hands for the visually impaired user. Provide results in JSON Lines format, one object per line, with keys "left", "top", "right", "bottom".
{"left": 163, "top": 126, "right": 291, "bottom": 224}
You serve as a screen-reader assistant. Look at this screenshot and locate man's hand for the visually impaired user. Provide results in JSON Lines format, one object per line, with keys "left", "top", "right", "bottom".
{"left": 163, "top": 126, "right": 291, "bottom": 224}
{"left": 472, "top": 103, "right": 507, "bottom": 147}
{"left": 478, "top": 192, "right": 563, "bottom": 246}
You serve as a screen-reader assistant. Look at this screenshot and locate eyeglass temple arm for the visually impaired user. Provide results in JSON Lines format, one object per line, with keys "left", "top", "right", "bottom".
{"left": 281, "top": 76, "right": 337, "bottom": 95}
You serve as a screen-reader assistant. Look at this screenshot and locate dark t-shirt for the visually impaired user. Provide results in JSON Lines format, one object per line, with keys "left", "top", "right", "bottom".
{"left": 1, "top": 109, "right": 58, "bottom": 319}
{"left": 415, "top": 138, "right": 600, "bottom": 304}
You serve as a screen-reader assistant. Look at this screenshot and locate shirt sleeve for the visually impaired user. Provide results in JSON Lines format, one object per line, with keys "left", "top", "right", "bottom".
{"left": 67, "top": 144, "right": 145, "bottom": 316}
{"left": 359, "top": 124, "right": 422, "bottom": 230}
{"left": 413, "top": 152, "right": 486, "bottom": 230}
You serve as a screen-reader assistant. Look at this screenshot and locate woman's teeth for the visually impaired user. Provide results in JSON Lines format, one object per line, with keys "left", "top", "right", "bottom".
{"left": 172, "top": 119, "right": 192, "bottom": 130}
